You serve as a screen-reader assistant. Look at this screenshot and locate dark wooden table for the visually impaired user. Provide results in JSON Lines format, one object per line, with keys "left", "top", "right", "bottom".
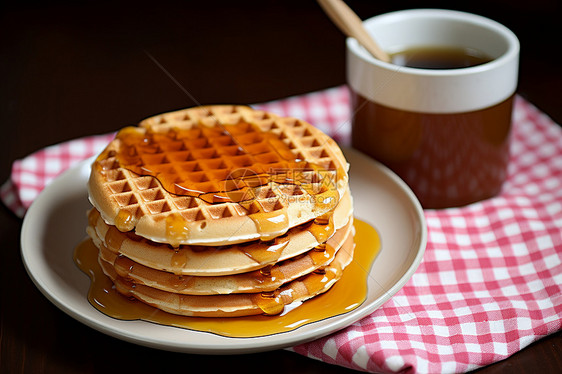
{"left": 1, "top": 1, "right": 561, "bottom": 373}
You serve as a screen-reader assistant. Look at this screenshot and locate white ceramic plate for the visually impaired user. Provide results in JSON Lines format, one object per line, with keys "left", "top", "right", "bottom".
{"left": 21, "top": 147, "right": 426, "bottom": 354}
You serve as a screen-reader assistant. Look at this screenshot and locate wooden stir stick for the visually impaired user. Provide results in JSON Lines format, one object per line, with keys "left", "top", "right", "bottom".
{"left": 317, "top": 0, "right": 391, "bottom": 63}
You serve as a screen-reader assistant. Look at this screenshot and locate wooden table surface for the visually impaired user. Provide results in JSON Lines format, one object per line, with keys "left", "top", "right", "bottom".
{"left": 1, "top": 1, "right": 561, "bottom": 373}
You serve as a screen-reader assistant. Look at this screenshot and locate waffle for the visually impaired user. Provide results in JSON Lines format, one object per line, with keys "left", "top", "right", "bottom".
{"left": 84, "top": 104, "right": 355, "bottom": 318}
{"left": 95, "top": 220, "right": 353, "bottom": 295}
{"left": 98, "top": 233, "right": 355, "bottom": 317}
{"left": 87, "top": 188, "right": 352, "bottom": 276}
{"left": 88, "top": 105, "right": 349, "bottom": 246}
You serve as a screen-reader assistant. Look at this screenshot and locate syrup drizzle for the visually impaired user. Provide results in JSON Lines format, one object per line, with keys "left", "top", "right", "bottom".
{"left": 309, "top": 214, "right": 335, "bottom": 244}
{"left": 247, "top": 210, "right": 290, "bottom": 242}
{"left": 104, "top": 225, "right": 126, "bottom": 250}
{"left": 74, "top": 219, "right": 381, "bottom": 338}
{"left": 112, "top": 122, "right": 337, "bottom": 204}
{"left": 114, "top": 210, "right": 134, "bottom": 232}
{"left": 88, "top": 209, "right": 335, "bottom": 275}
{"left": 255, "top": 291, "right": 285, "bottom": 316}
{"left": 237, "top": 238, "right": 290, "bottom": 266}
{"left": 98, "top": 224, "right": 344, "bottom": 295}
{"left": 165, "top": 213, "right": 189, "bottom": 248}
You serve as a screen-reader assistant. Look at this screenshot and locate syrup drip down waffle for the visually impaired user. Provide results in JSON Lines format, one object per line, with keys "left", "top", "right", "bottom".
{"left": 87, "top": 189, "right": 353, "bottom": 276}
{"left": 86, "top": 105, "right": 355, "bottom": 317}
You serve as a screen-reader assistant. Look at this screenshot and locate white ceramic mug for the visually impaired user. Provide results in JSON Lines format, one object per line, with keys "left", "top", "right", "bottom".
{"left": 347, "top": 9, "right": 520, "bottom": 208}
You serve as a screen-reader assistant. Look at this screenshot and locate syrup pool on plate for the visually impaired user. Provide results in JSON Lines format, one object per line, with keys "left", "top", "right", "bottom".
{"left": 74, "top": 219, "right": 381, "bottom": 338}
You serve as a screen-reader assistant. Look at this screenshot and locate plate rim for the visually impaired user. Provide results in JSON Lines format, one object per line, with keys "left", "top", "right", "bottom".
{"left": 20, "top": 147, "right": 427, "bottom": 354}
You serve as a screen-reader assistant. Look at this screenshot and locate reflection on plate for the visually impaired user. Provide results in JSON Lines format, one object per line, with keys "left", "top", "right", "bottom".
{"left": 21, "top": 147, "right": 426, "bottom": 354}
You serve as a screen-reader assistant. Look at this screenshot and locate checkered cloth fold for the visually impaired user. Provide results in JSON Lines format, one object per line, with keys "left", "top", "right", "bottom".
{"left": 2, "top": 86, "right": 561, "bottom": 373}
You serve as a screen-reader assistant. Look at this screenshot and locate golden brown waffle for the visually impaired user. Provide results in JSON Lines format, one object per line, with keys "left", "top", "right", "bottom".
{"left": 95, "top": 221, "right": 353, "bottom": 295}
{"left": 98, "top": 235, "right": 355, "bottom": 317}
{"left": 87, "top": 189, "right": 352, "bottom": 276}
{"left": 88, "top": 105, "right": 349, "bottom": 246}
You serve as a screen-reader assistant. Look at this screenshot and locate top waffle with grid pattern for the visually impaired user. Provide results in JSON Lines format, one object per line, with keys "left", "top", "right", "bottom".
{"left": 88, "top": 105, "right": 349, "bottom": 246}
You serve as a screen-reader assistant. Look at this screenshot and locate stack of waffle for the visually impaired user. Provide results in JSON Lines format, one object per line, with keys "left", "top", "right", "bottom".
{"left": 86, "top": 105, "right": 354, "bottom": 317}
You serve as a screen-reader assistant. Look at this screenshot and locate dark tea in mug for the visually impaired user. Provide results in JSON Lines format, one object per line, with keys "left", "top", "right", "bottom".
{"left": 346, "top": 10, "right": 519, "bottom": 208}
{"left": 351, "top": 92, "right": 514, "bottom": 209}
{"left": 390, "top": 46, "right": 493, "bottom": 69}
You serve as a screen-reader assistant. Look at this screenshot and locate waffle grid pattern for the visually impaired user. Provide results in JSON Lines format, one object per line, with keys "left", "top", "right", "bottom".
{"left": 140, "top": 105, "right": 341, "bottom": 171}
{"left": 98, "top": 157, "right": 284, "bottom": 223}
{"left": 89, "top": 105, "right": 348, "bottom": 243}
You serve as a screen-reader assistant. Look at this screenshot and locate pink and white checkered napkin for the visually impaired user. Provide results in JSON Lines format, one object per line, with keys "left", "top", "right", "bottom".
{"left": 2, "top": 86, "right": 562, "bottom": 373}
